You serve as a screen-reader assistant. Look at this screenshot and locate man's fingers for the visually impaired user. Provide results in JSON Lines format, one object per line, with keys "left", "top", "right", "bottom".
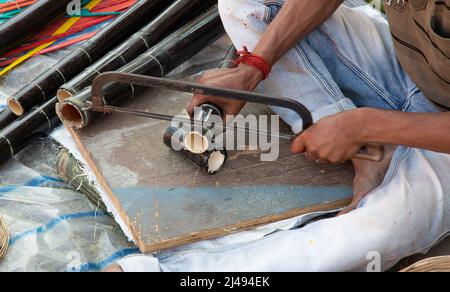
{"left": 305, "top": 152, "right": 319, "bottom": 162}
{"left": 186, "top": 94, "right": 208, "bottom": 116}
{"left": 291, "top": 135, "right": 306, "bottom": 154}
{"left": 291, "top": 135, "right": 321, "bottom": 161}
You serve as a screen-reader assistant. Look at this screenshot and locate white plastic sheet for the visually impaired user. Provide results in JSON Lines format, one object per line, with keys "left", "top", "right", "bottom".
{"left": 0, "top": 37, "right": 234, "bottom": 272}
{"left": 0, "top": 48, "right": 136, "bottom": 272}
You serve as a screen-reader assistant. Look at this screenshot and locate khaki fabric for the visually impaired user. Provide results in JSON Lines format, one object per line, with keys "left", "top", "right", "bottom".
{"left": 385, "top": 0, "right": 450, "bottom": 107}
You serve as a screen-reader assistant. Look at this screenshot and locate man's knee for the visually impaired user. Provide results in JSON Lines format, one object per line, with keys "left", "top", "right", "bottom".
{"left": 218, "top": 0, "right": 237, "bottom": 15}
{"left": 218, "top": 0, "right": 267, "bottom": 24}
{"left": 218, "top": 0, "right": 273, "bottom": 41}
{"left": 218, "top": 0, "right": 244, "bottom": 22}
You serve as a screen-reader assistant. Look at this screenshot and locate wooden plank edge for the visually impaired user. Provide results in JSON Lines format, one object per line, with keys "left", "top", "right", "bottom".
{"left": 64, "top": 124, "right": 142, "bottom": 244}
{"left": 139, "top": 197, "right": 352, "bottom": 253}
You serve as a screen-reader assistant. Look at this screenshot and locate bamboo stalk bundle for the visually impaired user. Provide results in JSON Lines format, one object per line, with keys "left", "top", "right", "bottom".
{"left": 401, "top": 256, "right": 450, "bottom": 272}
{"left": 0, "top": 97, "right": 59, "bottom": 164}
{"left": 58, "top": 0, "right": 217, "bottom": 101}
{"left": 0, "top": 216, "right": 8, "bottom": 262}
{"left": 56, "top": 149, "right": 108, "bottom": 213}
{"left": 0, "top": 0, "right": 71, "bottom": 57}
{"left": 7, "top": 0, "right": 175, "bottom": 116}
{"left": 58, "top": 6, "right": 224, "bottom": 129}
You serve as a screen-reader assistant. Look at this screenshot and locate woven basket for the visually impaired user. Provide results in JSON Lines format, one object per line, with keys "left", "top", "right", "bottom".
{"left": 401, "top": 256, "right": 450, "bottom": 272}
{"left": 0, "top": 216, "right": 8, "bottom": 262}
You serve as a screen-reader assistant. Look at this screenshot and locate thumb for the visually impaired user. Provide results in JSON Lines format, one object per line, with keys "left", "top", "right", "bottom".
{"left": 187, "top": 95, "right": 207, "bottom": 116}
{"left": 291, "top": 135, "right": 306, "bottom": 154}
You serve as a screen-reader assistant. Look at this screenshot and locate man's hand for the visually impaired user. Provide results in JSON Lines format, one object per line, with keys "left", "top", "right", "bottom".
{"left": 291, "top": 109, "right": 369, "bottom": 164}
{"left": 187, "top": 64, "right": 263, "bottom": 117}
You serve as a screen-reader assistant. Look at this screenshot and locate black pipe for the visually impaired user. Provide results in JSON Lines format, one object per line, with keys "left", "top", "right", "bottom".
{"left": 8, "top": 0, "right": 175, "bottom": 116}
{"left": 0, "top": 109, "right": 18, "bottom": 131}
{"left": 0, "top": 97, "right": 59, "bottom": 165}
{"left": 58, "top": 6, "right": 225, "bottom": 129}
{"left": 0, "top": 0, "right": 71, "bottom": 57}
{"left": 58, "top": 0, "right": 217, "bottom": 100}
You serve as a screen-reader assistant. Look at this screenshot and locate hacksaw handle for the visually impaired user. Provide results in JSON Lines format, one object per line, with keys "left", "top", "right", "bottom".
{"left": 353, "top": 143, "right": 385, "bottom": 162}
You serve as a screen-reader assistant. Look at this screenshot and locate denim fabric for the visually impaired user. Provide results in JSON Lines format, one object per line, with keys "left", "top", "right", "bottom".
{"left": 218, "top": 0, "right": 438, "bottom": 134}
{"left": 266, "top": 2, "right": 438, "bottom": 114}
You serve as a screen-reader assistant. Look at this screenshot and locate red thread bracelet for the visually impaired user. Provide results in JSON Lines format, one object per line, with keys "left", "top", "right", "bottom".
{"left": 235, "top": 46, "right": 271, "bottom": 80}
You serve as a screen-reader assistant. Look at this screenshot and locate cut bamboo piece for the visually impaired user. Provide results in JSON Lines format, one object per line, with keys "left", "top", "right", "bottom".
{"left": 58, "top": 6, "right": 224, "bottom": 129}
{"left": 0, "top": 0, "right": 71, "bottom": 57}
{"left": 162, "top": 47, "right": 236, "bottom": 175}
{"left": 0, "top": 216, "right": 8, "bottom": 262}
{"left": 0, "top": 97, "right": 59, "bottom": 165}
{"left": 164, "top": 126, "right": 228, "bottom": 175}
{"left": 7, "top": 0, "right": 174, "bottom": 116}
{"left": 58, "top": 0, "right": 216, "bottom": 101}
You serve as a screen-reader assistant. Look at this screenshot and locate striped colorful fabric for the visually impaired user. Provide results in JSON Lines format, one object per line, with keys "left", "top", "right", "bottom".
{"left": 0, "top": 0, "right": 136, "bottom": 69}
{"left": 0, "top": 0, "right": 35, "bottom": 23}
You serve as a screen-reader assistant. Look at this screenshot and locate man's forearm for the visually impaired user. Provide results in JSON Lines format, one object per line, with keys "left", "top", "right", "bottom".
{"left": 253, "top": 0, "right": 343, "bottom": 65}
{"left": 361, "top": 109, "right": 450, "bottom": 154}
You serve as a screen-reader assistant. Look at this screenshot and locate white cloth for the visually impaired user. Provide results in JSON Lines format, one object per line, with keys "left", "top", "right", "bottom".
{"left": 117, "top": 147, "right": 450, "bottom": 272}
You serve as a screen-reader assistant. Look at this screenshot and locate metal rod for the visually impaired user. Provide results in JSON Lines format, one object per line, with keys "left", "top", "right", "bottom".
{"left": 90, "top": 73, "right": 314, "bottom": 130}
{"left": 87, "top": 103, "right": 296, "bottom": 141}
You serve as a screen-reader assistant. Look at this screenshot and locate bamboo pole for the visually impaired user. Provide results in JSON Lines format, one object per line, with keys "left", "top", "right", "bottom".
{"left": 0, "top": 0, "right": 71, "bottom": 57}
{"left": 0, "top": 6, "right": 223, "bottom": 166}
{"left": 0, "top": 109, "right": 17, "bottom": 131}
{"left": 58, "top": 6, "right": 224, "bottom": 129}
{"left": 58, "top": 0, "right": 216, "bottom": 101}
{"left": 0, "top": 97, "right": 59, "bottom": 164}
{"left": 7, "top": 0, "right": 175, "bottom": 116}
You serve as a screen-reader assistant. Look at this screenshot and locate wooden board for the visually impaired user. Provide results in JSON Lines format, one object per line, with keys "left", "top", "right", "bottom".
{"left": 65, "top": 79, "right": 355, "bottom": 253}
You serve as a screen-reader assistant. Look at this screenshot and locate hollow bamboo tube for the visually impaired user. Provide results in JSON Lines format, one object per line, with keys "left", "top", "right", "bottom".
{"left": 0, "top": 97, "right": 59, "bottom": 165}
{"left": 57, "top": 6, "right": 224, "bottom": 129}
{"left": 0, "top": 0, "right": 71, "bottom": 57}
{"left": 8, "top": 0, "right": 174, "bottom": 116}
{"left": 162, "top": 46, "right": 237, "bottom": 175}
{"left": 57, "top": 0, "right": 217, "bottom": 101}
{"left": 163, "top": 126, "right": 228, "bottom": 175}
{"left": 0, "top": 109, "right": 18, "bottom": 131}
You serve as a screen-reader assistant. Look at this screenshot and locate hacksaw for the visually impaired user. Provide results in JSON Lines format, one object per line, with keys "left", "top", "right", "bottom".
{"left": 86, "top": 72, "right": 384, "bottom": 162}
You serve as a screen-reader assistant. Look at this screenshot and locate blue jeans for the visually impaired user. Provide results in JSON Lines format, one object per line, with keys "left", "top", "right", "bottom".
{"left": 262, "top": 1, "right": 438, "bottom": 134}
